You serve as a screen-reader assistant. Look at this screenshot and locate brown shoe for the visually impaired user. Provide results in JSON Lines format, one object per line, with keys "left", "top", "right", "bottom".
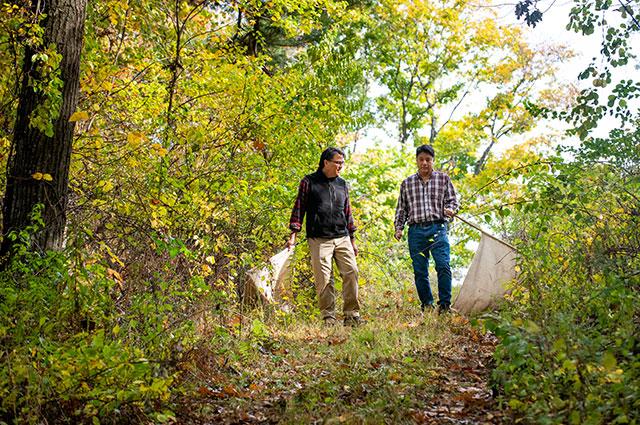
{"left": 323, "top": 317, "right": 338, "bottom": 327}
{"left": 343, "top": 316, "right": 366, "bottom": 327}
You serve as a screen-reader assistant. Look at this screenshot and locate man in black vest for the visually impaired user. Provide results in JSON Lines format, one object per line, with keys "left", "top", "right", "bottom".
{"left": 287, "top": 147, "right": 362, "bottom": 326}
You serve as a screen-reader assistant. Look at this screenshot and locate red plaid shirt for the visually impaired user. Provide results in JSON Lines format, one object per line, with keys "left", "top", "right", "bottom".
{"left": 394, "top": 171, "right": 459, "bottom": 231}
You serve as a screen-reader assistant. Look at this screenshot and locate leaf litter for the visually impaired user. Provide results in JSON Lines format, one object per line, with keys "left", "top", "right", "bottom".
{"left": 175, "top": 307, "right": 508, "bottom": 424}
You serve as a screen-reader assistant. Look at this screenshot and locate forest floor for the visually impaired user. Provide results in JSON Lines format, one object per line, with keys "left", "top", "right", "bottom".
{"left": 174, "top": 289, "right": 508, "bottom": 424}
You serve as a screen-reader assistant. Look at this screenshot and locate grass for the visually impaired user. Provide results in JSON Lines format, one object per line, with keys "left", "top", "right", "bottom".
{"left": 175, "top": 284, "right": 504, "bottom": 424}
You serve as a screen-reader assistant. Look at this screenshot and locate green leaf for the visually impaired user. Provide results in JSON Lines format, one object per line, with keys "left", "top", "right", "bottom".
{"left": 524, "top": 320, "right": 540, "bottom": 333}
{"left": 602, "top": 351, "right": 617, "bottom": 370}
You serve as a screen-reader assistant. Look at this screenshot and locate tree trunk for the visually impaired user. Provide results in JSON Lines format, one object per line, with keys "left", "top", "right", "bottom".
{"left": 399, "top": 97, "right": 408, "bottom": 144}
{"left": 429, "top": 114, "right": 437, "bottom": 145}
{"left": 474, "top": 139, "right": 495, "bottom": 175}
{"left": 1, "top": 0, "right": 87, "bottom": 260}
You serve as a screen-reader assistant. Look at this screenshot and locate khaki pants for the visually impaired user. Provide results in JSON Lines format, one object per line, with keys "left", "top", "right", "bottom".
{"left": 308, "top": 236, "right": 360, "bottom": 320}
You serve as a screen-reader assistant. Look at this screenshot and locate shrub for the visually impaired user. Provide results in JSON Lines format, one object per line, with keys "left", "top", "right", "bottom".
{"left": 486, "top": 164, "right": 640, "bottom": 424}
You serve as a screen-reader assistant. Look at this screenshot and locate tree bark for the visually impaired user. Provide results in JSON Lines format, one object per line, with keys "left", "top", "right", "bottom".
{"left": 474, "top": 139, "right": 495, "bottom": 175}
{"left": 429, "top": 114, "right": 437, "bottom": 145}
{"left": 1, "top": 0, "right": 87, "bottom": 260}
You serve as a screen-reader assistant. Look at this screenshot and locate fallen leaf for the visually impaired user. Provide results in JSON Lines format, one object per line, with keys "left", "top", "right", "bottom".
{"left": 107, "top": 268, "right": 123, "bottom": 283}
{"left": 222, "top": 385, "right": 240, "bottom": 397}
{"left": 197, "top": 386, "right": 223, "bottom": 398}
{"left": 253, "top": 140, "right": 266, "bottom": 151}
{"left": 227, "top": 315, "right": 242, "bottom": 327}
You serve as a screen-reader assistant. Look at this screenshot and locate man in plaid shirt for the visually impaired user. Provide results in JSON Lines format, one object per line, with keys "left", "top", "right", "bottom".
{"left": 287, "top": 147, "right": 362, "bottom": 327}
{"left": 394, "top": 145, "right": 459, "bottom": 313}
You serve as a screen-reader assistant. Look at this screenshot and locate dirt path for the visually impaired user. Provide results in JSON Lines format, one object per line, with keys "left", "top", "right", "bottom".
{"left": 412, "top": 329, "right": 505, "bottom": 424}
{"left": 175, "top": 311, "right": 508, "bottom": 424}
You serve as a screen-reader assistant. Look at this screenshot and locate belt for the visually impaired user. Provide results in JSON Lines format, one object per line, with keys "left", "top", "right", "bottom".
{"left": 410, "top": 219, "right": 446, "bottom": 227}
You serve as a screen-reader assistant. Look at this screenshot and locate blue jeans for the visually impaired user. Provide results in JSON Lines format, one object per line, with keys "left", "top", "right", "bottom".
{"left": 408, "top": 222, "right": 452, "bottom": 307}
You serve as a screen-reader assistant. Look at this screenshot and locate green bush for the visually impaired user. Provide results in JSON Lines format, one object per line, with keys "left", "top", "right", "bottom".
{"left": 486, "top": 164, "right": 640, "bottom": 424}
{"left": 0, "top": 211, "right": 217, "bottom": 424}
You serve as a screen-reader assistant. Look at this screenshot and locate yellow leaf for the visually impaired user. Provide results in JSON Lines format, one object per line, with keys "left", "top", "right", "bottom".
{"left": 112, "top": 325, "right": 120, "bottom": 336}
{"left": 606, "top": 368, "right": 624, "bottom": 383}
{"left": 42, "top": 173, "right": 53, "bottom": 181}
{"left": 127, "top": 132, "right": 145, "bottom": 146}
{"left": 32, "top": 172, "right": 43, "bottom": 180}
{"left": 151, "top": 143, "right": 168, "bottom": 157}
{"left": 101, "top": 80, "right": 113, "bottom": 91}
{"left": 69, "top": 111, "right": 89, "bottom": 122}
{"left": 99, "top": 180, "right": 114, "bottom": 192}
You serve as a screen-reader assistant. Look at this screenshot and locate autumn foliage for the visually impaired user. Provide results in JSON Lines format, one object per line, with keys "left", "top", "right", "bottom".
{"left": 0, "top": 0, "right": 638, "bottom": 424}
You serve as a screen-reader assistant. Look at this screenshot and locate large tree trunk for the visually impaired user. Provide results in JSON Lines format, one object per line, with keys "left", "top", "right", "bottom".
{"left": 1, "top": 0, "right": 87, "bottom": 260}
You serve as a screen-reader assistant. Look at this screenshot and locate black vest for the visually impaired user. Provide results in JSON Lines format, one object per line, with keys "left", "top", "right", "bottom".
{"left": 305, "top": 170, "right": 350, "bottom": 239}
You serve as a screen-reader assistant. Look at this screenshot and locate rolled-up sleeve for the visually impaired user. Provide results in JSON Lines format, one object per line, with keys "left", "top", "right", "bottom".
{"left": 443, "top": 176, "right": 459, "bottom": 213}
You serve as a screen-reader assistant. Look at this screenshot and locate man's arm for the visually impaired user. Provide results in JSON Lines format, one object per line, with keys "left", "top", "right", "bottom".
{"left": 344, "top": 186, "right": 358, "bottom": 256}
{"left": 443, "top": 175, "right": 459, "bottom": 218}
{"left": 394, "top": 181, "right": 407, "bottom": 240}
{"left": 287, "top": 177, "right": 309, "bottom": 249}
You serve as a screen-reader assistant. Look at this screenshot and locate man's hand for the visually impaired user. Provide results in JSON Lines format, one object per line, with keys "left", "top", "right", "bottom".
{"left": 444, "top": 208, "right": 455, "bottom": 218}
{"left": 286, "top": 233, "right": 296, "bottom": 250}
{"left": 351, "top": 239, "right": 359, "bottom": 256}
{"left": 394, "top": 229, "right": 403, "bottom": 241}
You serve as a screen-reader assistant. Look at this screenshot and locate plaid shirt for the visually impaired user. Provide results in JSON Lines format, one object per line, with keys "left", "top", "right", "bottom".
{"left": 289, "top": 176, "right": 356, "bottom": 238}
{"left": 394, "top": 171, "right": 459, "bottom": 232}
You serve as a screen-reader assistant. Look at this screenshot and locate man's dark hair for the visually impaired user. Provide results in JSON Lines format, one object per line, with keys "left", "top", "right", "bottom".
{"left": 318, "top": 147, "right": 345, "bottom": 170}
{"left": 416, "top": 144, "right": 435, "bottom": 158}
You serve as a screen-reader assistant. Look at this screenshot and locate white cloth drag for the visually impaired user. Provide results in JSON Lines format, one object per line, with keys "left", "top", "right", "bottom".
{"left": 453, "top": 231, "right": 517, "bottom": 315}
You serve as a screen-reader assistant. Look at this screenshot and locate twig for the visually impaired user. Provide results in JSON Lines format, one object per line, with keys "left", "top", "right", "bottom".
{"left": 618, "top": 0, "right": 640, "bottom": 30}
